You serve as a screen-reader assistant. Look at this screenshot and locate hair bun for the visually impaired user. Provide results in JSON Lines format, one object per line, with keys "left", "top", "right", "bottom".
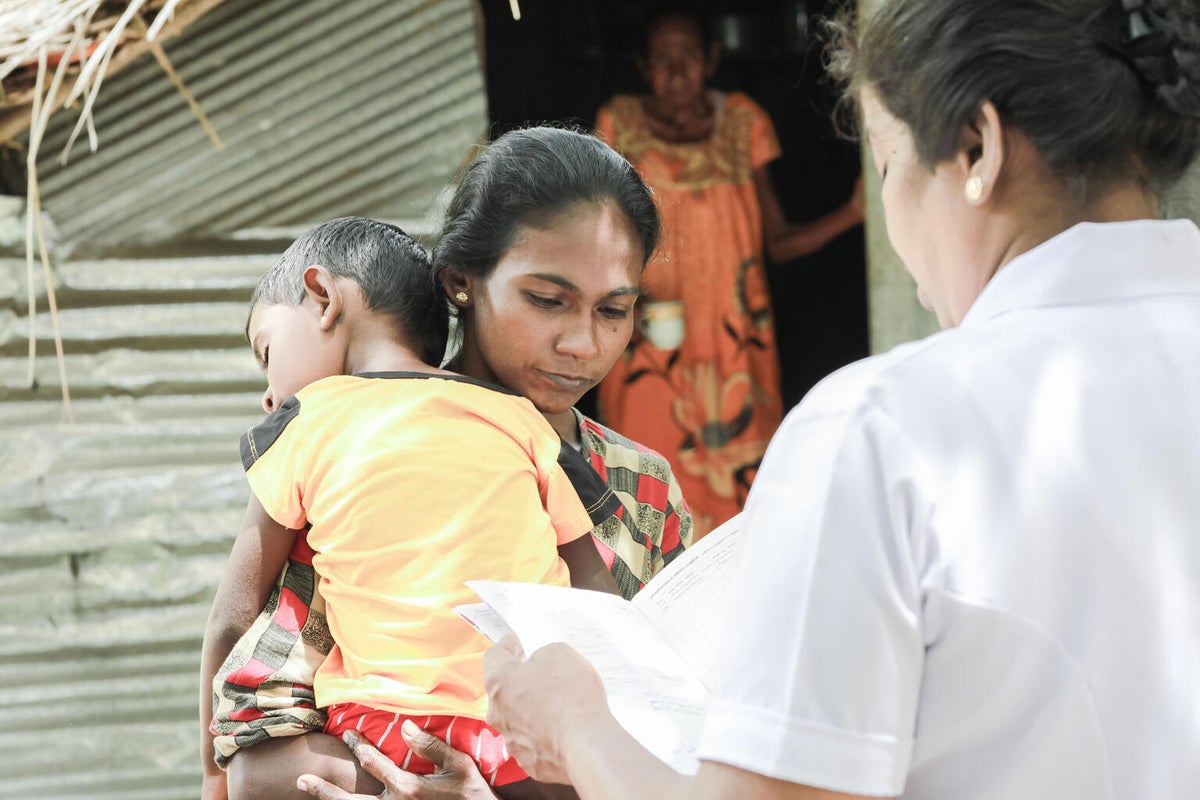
{"left": 1121, "top": 0, "right": 1200, "bottom": 118}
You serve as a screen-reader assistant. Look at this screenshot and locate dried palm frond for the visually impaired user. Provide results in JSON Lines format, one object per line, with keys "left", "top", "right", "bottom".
{"left": 1, "top": 0, "right": 225, "bottom": 421}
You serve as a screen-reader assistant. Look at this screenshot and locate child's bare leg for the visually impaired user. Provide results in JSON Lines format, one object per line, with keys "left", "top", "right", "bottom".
{"left": 227, "top": 733, "right": 382, "bottom": 800}
{"left": 495, "top": 778, "right": 580, "bottom": 800}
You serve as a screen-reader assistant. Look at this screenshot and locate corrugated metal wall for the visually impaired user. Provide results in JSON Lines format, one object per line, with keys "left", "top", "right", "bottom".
{"left": 31, "top": 0, "right": 488, "bottom": 248}
{"left": 0, "top": 253, "right": 267, "bottom": 800}
{"left": 0, "top": 1, "right": 488, "bottom": 797}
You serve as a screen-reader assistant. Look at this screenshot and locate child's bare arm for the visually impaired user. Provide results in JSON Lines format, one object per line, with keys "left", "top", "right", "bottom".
{"left": 559, "top": 535, "right": 621, "bottom": 595}
{"left": 200, "top": 494, "right": 300, "bottom": 796}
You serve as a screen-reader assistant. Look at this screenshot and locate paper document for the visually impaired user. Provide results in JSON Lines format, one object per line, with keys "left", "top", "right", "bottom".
{"left": 458, "top": 514, "right": 742, "bottom": 774}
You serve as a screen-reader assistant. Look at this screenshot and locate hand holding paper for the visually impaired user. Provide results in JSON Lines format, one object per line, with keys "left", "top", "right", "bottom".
{"left": 483, "top": 633, "right": 609, "bottom": 785}
{"left": 462, "top": 514, "right": 742, "bottom": 774}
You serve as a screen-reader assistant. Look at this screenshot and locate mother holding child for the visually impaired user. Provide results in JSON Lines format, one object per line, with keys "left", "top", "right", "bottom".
{"left": 200, "top": 127, "right": 693, "bottom": 800}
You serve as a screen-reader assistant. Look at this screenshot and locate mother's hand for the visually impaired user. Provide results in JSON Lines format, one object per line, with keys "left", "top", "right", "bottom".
{"left": 296, "top": 725, "right": 498, "bottom": 800}
{"left": 483, "top": 634, "right": 610, "bottom": 786}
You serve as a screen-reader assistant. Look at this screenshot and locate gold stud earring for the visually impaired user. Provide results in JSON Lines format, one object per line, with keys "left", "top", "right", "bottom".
{"left": 455, "top": 291, "right": 469, "bottom": 304}
{"left": 964, "top": 175, "right": 984, "bottom": 203}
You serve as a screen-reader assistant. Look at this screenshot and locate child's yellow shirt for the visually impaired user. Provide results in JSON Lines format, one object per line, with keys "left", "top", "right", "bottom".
{"left": 240, "top": 372, "right": 596, "bottom": 719}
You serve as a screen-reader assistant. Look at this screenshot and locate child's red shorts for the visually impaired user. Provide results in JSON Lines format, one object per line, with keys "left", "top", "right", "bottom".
{"left": 324, "top": 702, "right": 528, "bottom": 787}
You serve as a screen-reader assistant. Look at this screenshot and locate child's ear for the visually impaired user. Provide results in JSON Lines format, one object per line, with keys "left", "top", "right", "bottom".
{"left": 302, "top": 265, "right": 341, "bottom": 329}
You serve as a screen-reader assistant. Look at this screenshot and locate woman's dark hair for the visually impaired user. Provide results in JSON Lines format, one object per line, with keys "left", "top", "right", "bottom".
{"left": 251, "top": 216, "right": 448, "bottom": 365}
{"left": 432, "top": 126, "right": 661, "bottom": 283}
{"left": 824, "top": 0, "right": 1200, "bottom": 196}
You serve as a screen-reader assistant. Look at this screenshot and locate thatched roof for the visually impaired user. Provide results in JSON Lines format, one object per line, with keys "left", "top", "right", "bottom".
{"left": 0, "top": 0, "right": 228, "bottom": 146}
{"left": 1, "top": 0, "right": 228, "bottom": 422}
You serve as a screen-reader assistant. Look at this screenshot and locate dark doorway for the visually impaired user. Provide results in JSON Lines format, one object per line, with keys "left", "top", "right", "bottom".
{"left": 479, "top": 0, "right": 868, "bottom": 412}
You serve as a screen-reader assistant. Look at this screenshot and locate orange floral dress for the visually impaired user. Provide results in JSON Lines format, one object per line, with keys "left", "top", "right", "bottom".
{"left": 596, "top": 91, "right": 784, "bottom": 536}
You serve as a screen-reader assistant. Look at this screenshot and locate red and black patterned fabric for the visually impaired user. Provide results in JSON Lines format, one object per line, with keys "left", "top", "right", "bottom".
{"left": 210, "top": 535, "right": 329, "bottom": 764}
{"left": 324, "top": 704, "right": 530, "bottom": 787}
{"left": 575, "top": 410, "right": 691, "bottom": 598}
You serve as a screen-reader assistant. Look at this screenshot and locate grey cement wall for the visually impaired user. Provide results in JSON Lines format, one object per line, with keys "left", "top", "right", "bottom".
{"left": 1165, "top": 159, "right": 1200, "bottom": 224}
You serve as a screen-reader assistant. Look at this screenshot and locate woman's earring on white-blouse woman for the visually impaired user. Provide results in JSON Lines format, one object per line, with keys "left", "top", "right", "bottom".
{"left": 965, "top": 175, "right": 984, "bottom": 203}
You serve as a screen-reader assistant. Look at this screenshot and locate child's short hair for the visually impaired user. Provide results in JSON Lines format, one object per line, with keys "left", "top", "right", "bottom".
{"left": 251, "top": 216, "right": 449, "bottom": 365}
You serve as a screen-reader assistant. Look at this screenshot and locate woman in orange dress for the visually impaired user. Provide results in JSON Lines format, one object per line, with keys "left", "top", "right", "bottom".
{"left": 596, "top": 8, "right": 864, "bottom": 535}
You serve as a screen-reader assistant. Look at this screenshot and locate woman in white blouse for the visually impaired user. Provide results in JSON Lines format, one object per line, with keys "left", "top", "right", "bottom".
{"left": 300, "top": 1, "right": 1200, "bottom": 799}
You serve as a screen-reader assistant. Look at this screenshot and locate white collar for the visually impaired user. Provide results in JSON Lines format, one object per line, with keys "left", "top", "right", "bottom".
{"left": 961, "top": 219, "right": 1200, "bottom": 326}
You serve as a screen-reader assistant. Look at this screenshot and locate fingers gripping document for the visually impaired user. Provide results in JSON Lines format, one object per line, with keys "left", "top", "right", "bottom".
{"left": 457, "top": 515, "right": 742, "bottom": 774}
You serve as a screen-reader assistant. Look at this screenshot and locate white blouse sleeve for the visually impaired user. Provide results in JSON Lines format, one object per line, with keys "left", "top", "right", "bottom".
{"left": 696, "top": 383, "right": 931, "bottom": 797}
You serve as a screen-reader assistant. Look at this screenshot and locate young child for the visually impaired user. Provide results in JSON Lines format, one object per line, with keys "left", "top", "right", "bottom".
{"left": 200, "top": 216, "right": 616, "bottom": 800}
